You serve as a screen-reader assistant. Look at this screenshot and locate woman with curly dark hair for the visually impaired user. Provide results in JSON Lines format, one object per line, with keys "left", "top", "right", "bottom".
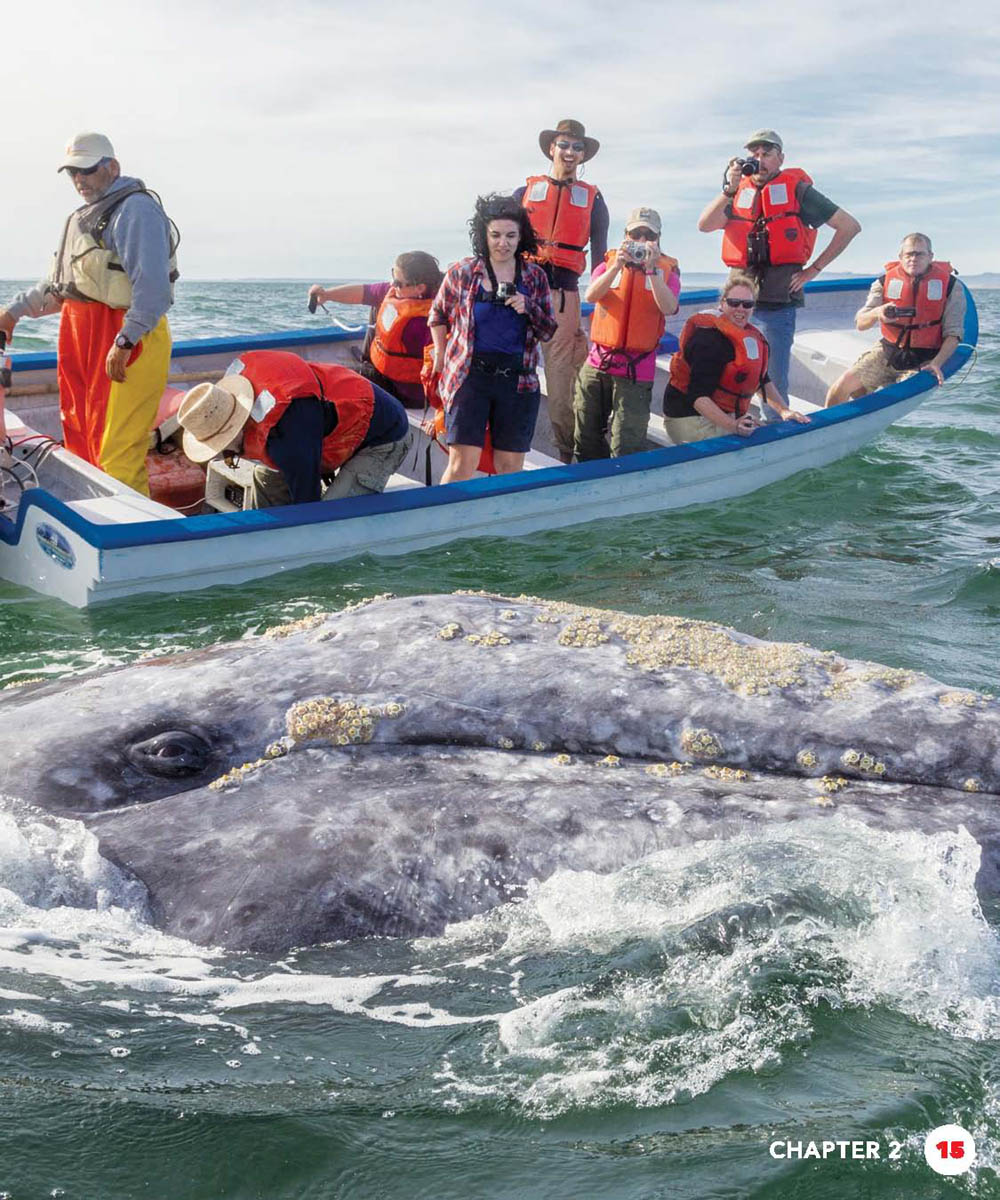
{"left": 428, "top": 194, "right": 556, "bottom": 483}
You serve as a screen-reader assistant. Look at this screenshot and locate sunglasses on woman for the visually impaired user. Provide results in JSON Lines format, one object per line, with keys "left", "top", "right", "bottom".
{"left": 724, "top": 298, "right": 755, "bottom": 310}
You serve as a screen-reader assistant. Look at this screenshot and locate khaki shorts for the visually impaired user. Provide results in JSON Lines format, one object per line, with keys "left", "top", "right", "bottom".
{"left": 852, "top": 344, "right": 916, "bottom": 393}
{"left": 663, "top": 413, "right": 720, "bottom": 445}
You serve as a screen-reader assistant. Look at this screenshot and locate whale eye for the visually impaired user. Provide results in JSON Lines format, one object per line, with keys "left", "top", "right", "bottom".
{"left": 126, "top": 730, "right": 213, "bottom": 778}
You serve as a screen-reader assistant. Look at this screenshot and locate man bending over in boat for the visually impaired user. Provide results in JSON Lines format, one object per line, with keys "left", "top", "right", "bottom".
{"left": 698, "top": 129, "right": 859, "bottom": 412}
{"left": 0, "top": 132, "right": 178, "bottom": 496}
{"left": 574, "top": 206, "right": 680, "bottom": 461}
{"left": 663, "top": 275, "right": 809, "bottom": 444}
{"left": 307, "top": 252, "right": 444, "bottom": 409}
{"left": 176, "top": 350, "right": 413, "bottom": 508}
{"left": 825, "top": 234, "right": 964, "bottom": 406}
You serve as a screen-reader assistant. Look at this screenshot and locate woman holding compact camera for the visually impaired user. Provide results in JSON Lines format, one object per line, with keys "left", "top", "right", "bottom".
{"left": 663, "top": 274, "right": 809, "bottom": 444}
{"left": 428, "top": 194, "right": 557, "bottom": 483}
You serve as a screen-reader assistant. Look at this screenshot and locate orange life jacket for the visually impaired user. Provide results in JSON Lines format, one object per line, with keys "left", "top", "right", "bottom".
{"left": 722, "top": 167, "right": 817, "bottom": 269}
{"left": 878, "top": 260, "right": 955, "bottom": 353}
{"left": 522, "top": 175, "right": 597, "bottom": 275}
{"left": 369, "top": 293, "right": 432, "bottom": 384}
{"left": 588, "top": 251, "right": 679, "bottom": 364}
{"left": 235, "top": 350, "right": 374, "bottom": 473}
{"left": 668, "top": 313, "right": 769, "bottom": 417}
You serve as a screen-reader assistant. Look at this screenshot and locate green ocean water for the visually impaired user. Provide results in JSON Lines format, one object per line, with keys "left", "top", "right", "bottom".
{"left": 0, "top": 282, "right": 997, "bottom": 1199}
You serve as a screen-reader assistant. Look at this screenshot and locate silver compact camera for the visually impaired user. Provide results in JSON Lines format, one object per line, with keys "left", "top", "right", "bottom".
{"left": 495, "top": 282, "right": 516, "bottom": 302}
{"left": 624, "top": 241, "right": 651, "bottom": 264}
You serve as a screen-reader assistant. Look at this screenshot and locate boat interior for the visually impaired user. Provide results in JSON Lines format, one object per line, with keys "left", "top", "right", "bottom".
{"left": 0, "top": 286, "right": 876, "bottom": 527}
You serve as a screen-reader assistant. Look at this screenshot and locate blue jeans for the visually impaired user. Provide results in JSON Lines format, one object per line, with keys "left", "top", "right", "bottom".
{"left": 753, "top": 305, "right": 798, "bottom": 414}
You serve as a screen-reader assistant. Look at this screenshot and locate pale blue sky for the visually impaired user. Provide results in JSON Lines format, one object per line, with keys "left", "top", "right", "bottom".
{"left": 5, "top": 0, "right": 998, "bottom": 280}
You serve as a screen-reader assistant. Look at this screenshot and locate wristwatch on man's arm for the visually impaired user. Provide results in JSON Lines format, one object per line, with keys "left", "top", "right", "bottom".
{"left": 114, "top": 333, "right": 135, "bottom": 350}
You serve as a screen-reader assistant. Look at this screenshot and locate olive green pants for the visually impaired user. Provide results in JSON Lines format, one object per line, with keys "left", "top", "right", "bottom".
{"left": 573, "top": 362, "right": 653, "bottom": 460}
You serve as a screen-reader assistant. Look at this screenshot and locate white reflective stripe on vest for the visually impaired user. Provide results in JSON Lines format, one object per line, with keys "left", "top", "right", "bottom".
{"left": 570, "top": 185, "right": 589, "bottom": 207}
{"left": 743, "top": 336, "right": 760, "bottom": 360}
{"left": 885, "top": 277, "right": 905, "bottom": 299}
{"left": 250, "top": 389, "right": 277, "bottom": 422}
{"left": 766, "top": 182, "right": 789, "bottom": 206}
{"left": 379, "top": 303, "right": 399, "bottom": 330}
{"left": 528, "top": 180, "right": 549, "bottom": 202}
{"left": 926, "top": 278, "right": 944, "bottom": 301}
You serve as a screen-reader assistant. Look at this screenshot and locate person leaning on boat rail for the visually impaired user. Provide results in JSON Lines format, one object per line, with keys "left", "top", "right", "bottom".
{"left": 663, "top": 274, "right": 810, "bottom": 444}
{"left": 574, "top": 206, "right": 680, "bottom": 461}
{"left": 306, "top": 252, "right": 444, "bottom": 409}
{"left": 825, "top": 233, "right": 965, "bottom": 407}
{"left": 0, "top": 132, "right": 178, "bottom": 496}
{"left": 176, "top": 350, "right": 412, "bottom": 508}
{"left": 512, "top": 119, "right": 609, "bottom": 462}
{"left": 697, "top": 129, "right": 860, "bottom": 412}
{"left": 427, "top": 194, "right": 557, "bottom": 484}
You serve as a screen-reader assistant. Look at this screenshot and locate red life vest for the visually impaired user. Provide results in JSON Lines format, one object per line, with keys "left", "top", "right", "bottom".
{"left": 668, "top": 313, "right": 769, "bottom": 417}
{"left": 369, "top": 293, "right": 432, "bottom": 384}
{"left": 722, "top": 167, "right": 817, "bottom": 269}
{"left": 236, "top": 350, "right": 374, "bottom": 473}
{"left": 588, "top": 251, "right": 678, "bottom": 361}
{"left": 522, "top": 175, "right": 597, "bottom": 275}
{"left": 878, "top": 260, "right": 954, "bottom": 353}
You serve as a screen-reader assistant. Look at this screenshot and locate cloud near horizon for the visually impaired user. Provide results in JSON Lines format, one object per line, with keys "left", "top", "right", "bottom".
{"left": 4, "top": 0, "right": 999, "bottom": 283}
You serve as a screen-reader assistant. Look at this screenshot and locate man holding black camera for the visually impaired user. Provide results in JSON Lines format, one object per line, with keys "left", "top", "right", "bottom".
{"left": 825, "top": 233, "right": 965, "bottom": 406}
{"left": 698, "top": 129, "right": 860, "bottom": 411}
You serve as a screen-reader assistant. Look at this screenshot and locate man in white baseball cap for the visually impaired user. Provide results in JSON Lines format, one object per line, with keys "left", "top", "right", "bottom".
{"left": 0, "top": 132, "right": 179, "bottom": 495}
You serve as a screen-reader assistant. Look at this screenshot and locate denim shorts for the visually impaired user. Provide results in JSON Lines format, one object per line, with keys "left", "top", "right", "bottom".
{"left": 445, "top": 360, "right": 541, "bottom": 453}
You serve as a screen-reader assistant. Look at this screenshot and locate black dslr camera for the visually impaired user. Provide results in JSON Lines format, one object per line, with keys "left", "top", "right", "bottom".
{"left": 738, "top": 157, "right": 761, "bottom": 176}
{"left": 883, "top": 304, "right": 917, "bottom": 319}
{"left": 495, "top": 282, "right": 516, "bottom": 303}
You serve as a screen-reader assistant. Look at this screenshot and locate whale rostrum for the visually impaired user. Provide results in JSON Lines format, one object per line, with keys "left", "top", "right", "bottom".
{"left": 2, "top": 593, "right": 997, "bottom": 951}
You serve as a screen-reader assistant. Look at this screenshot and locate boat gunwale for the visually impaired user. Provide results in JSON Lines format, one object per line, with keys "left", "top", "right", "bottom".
{"left": 6, "top": 278, "right": 885, "bottom": 372}
{"left": 0, "top": 279, "right": 977, "bottom": 556}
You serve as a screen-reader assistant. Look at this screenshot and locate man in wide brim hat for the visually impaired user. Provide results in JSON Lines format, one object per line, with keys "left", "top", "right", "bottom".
{"left": 514, "top": 119, "right": 609, "bottom": 462}
{"left": 537, "top": 119, "right": 600, "bottom": 163}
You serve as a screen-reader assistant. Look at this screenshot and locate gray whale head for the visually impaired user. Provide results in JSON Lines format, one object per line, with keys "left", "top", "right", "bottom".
{"left": 2, "top": 594, "right": 997, "bottom": 951}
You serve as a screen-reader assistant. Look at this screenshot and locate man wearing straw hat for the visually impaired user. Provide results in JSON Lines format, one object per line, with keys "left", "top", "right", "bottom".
{"left": 513, "top": 119, "right": 609, "bottom": 462}
{"left": 178, "top": 350, "right": 412, "bottom": 508}
{"left": 0, "top": 131, "right": 178, "bottom": 495}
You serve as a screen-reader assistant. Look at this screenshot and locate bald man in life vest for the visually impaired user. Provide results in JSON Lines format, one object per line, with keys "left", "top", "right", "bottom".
{"left": 513, "top": 119, "right": 609, "bottom": 462}
{"left": 825, "top": 233, "right": 965, "bottom": 406}
{"left": 0, "top": 132, "right": 177, "bottom": 495}
{"left": 698, "top": 128, "right": 860, "bottom": 414}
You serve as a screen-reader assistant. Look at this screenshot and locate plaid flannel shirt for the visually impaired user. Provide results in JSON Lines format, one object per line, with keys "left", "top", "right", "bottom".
{"left": 429, "top": 256, "right": 557, "bottom": 407}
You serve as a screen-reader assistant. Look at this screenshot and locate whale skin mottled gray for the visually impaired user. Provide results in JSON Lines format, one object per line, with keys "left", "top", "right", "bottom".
{"left": 2, "top": 593, "right": 998, "bottom": 952}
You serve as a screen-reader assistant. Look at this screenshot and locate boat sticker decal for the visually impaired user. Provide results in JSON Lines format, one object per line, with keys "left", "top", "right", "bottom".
{"left": 528, "top": 180, "right": 548, "bottom": 203}
{"left": 766, "top": 182, "right": 789, "bottom": 206}
{"left": 225, "top": 358, "right": 245, "bottom": 376}
{"left": 250, "top": 390, "right": 277, "bottom": 422}
{"left": 570, "top": 185, "right": 589, "bottom": 207}
{"left": 886, "top": 277, "right": 904, "bottom": 299}
{"left": 926, "top": 278, "right": 943, "bottom": 301}
{"left": 743, "top": 336, "right": 760, "bottom": 360}
{"left": 36, "top": 523, "right": 75, "bottom": 570}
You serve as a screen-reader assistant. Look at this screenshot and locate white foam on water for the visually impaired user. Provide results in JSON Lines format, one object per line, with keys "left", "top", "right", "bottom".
{"left": 432, "top": 815, "right": 1000, "bottom": 1116}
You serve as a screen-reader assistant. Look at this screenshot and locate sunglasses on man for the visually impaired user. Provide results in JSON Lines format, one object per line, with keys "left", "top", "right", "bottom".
{"left": 554, "top": 139, "right": 586, "bottom": 152}
{"left": 66, "top": 161, "right": 106, "bottom": 177}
